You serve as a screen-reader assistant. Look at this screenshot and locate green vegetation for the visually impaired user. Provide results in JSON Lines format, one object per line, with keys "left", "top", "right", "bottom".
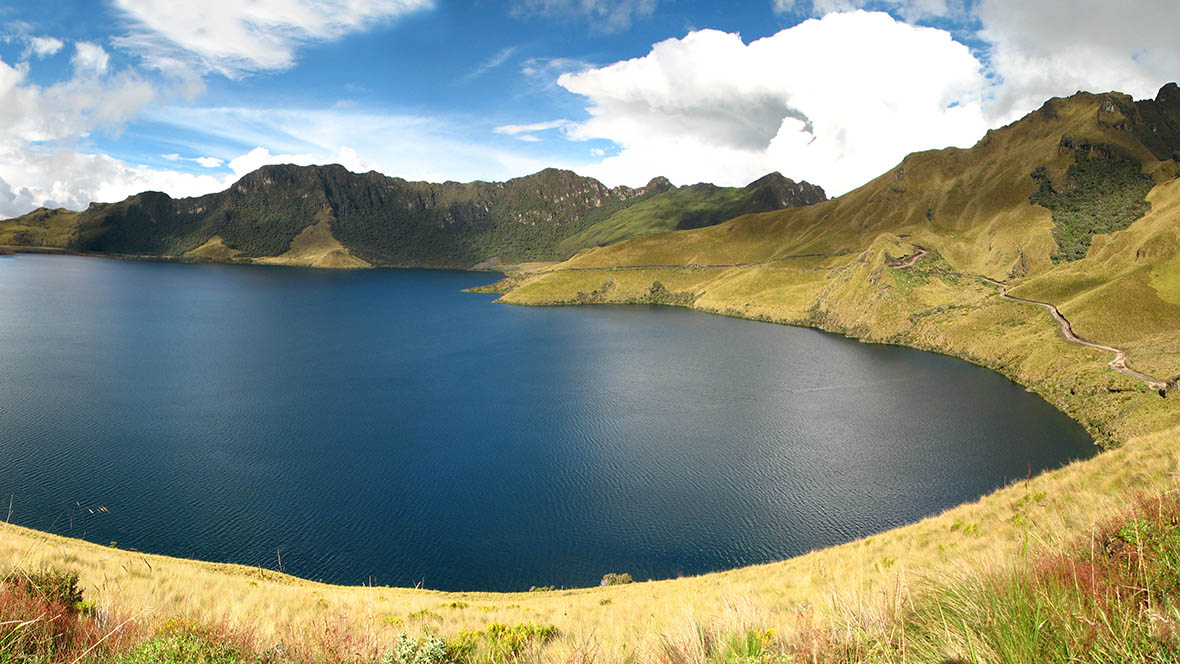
{"left": 113, "top": 633, "right": 248, "bottom": 664}
{"left": 555, "top": 174, "right": 824, "bottom": 256}
{"left": 599, "top": 573, "right": 634, "bottom": 586}
{"left": 872, "top": 492, "right": 1180, "bottom": 662}
{"left": 0, "top": 167, "right": 821, "bottom": 269}
{"left": 1029, "top": 146, "right": 1155, "bottom": 262}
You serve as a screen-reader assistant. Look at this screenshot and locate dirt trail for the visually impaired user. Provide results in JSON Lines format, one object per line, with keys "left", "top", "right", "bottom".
{"left": 939, "top": 261, "right": 1169, "bottom": 392}
{"left": 885, "top": 247, "right": 928, "bottom": 269}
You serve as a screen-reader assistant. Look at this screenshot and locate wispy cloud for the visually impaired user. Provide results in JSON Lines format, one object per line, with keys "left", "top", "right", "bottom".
{"left": 493, "top": 119, "right": 573, "bottom": 142}
{"left": 162, "top": 153, "right": 224, "bottom": 168}
{"left": 111, "top": 0, "right": 435, "bottom": 78}
{"left": 467, "top": 46, "right": 518, "bottom": 79}
{"left": 510, "top": 0, "right": 658, "bottom": 33}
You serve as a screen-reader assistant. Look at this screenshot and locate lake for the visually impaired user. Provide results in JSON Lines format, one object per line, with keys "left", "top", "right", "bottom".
{"left": 0, "top": 254, "right": 1095, "bottom": 591}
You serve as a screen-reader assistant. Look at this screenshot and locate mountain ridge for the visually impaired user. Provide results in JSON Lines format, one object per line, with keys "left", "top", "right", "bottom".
{"left": 0, "top": 165, "right": 825, "bottom": 269}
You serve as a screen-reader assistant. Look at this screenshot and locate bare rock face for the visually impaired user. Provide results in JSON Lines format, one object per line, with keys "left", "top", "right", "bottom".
{"left": 744, "top": 172, "right": 827, "bottom": 209}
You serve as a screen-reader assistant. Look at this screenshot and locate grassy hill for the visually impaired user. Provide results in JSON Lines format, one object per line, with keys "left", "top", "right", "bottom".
{"left": 0, "top": 169, "right": 822, "bottom": 269}
{"left": 4, "top": 86, "right": 1180, "bottom": 663}
{"left": 554, "top": 173, "right": 825, "bottom": 256}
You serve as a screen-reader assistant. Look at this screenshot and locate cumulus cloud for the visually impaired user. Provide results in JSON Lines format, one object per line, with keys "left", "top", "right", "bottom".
{"left": 24, "top": 36, "right": 63, "bottom": 59}
{"left": 976, "top": 0, "right": 1180, "bottom": 122}
{"left": 0, "top": 55, "right": 154, "bottom": 144}
{"left": 558, "top": 11, "right": 987, "bottom": 194}
{"left": 111, "top": 0, "right": 434, "bottom": 78}
{"left": 71, "top": 42, "right": 110, "bottom": 75}
{"left": 0, "top": 144, "right": 233, "bottom": 217}
{"left": 0, "top": 49, "right": 169, "bottom": 217}
{"left": 511, "top": 0, "right": 658, "bottom": 33}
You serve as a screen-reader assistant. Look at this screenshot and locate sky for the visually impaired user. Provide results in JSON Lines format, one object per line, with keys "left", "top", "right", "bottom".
{"left": 0, "top": 0, "right": 1178, "bottom": 217}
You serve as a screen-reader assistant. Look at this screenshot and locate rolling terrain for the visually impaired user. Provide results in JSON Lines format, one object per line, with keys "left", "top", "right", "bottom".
{"left": 4, "top": 86, "right": 1180, "bottom": 662}
{"left": 0, "top": 168, "right": 823, "bottom": 269}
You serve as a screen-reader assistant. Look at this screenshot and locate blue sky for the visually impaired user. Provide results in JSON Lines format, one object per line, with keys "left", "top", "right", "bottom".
{"left": 0, "top": 0, "right": 1177, "bottom": 216}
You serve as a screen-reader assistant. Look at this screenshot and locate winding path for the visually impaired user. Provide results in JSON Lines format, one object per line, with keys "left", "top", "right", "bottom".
{"left": 926, "top": 259, "right": 1170, "bottom": 393}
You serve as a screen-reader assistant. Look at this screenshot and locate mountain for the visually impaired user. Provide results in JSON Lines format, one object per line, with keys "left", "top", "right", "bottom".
{"left": 0, "top": 167, "right": 824, "bottom": 269}
{"left": 496, "top": 84, "right": 1180, "bottom": 446}
{"left": 554, "top": 172, "right": 825, "bottom": 255}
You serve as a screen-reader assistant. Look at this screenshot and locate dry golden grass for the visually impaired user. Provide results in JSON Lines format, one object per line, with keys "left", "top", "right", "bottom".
{"left": 184, "top": 235, "right": 241, "bottom": 262}
{"left": 256, "top": 216, "right": 370, "bottom": 269}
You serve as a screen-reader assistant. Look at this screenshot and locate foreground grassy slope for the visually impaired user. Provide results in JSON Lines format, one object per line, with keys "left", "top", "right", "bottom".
{"left": 3, "top": 87, "right": 1180, "bottom": 662}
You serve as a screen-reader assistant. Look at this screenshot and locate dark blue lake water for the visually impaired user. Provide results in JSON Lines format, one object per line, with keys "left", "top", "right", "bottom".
{"left": 0, "top": 254, "right": 1094, "bottom": 591}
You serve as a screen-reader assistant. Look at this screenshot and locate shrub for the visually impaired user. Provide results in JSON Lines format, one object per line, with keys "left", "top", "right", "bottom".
{"left": 386, "top": 633, "right": 447, "bottom": 664}
{"left": 600, "top": 572, "right": 634, "bottom": 586}
{"left": 1030, "top": 147, "right": 1155, "bottom": 262}
{"left": 20, "top": 567, "right": 84, "bottom": 608}
{"left": 113, "top": 633, "right": 246, "bottom": 664}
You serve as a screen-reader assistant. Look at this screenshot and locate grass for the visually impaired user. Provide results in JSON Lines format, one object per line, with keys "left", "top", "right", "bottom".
{"left": 555, "top": 184, "right": 766, "bottom": 256}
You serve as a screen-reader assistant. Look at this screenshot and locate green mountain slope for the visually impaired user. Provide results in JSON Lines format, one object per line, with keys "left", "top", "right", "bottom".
{"left": 496, "top": 84, "right": 1180, "bottom": 445}
{"left": 0, "top": 167, "right": 823, "bottom": 269}
{"left": 555, "top": 173, "right": 825, "bottom": 255}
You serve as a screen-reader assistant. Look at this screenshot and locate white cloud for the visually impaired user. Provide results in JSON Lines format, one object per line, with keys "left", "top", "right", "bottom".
{"left": 557, "top": 12, "right": 987, "bottom": 195}
{"left": 468, "top": 46, "right": 518, "bottom": 79}
{"left": 0, "top": 55, "right": 154, "bottom": 144}
{"left": 493, "top": 119, "right": 573, "bottom": 142}
{"left": 0, "top": 49, "right": 166, "bottom": 217}
{"left": 162, "top": 153, "right": 224, "bottom": 168}
{"left": 0, "top": 144, "right": 233, "bottom": 217}
{"left": 71, "top": 42, "right": 110, "bottom": 75}
{"left": 773, "top": 0, "right": 955, "bottom": 21}
{"left": 24, "top": 36, "right": 63, "bottom": 59}
{"left": 111, "top": 0, "right": 434, "bottom": 78}
{"left": 976, "top": 0, "right": 1180, "bottom": 123}
{"left": 511, "top": 0, "right": 658, "bottom": 33}
{"left": 227, "top": 146, "right": 319, "bottom": 176}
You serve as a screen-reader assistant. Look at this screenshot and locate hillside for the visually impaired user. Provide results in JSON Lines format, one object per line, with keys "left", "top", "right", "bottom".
{"left": 496, "top": 86, "right": 1180, "bottom": 437}
{"left": 0, "top": 167, "right": 824, "bottom": 269}
{"left": 554, "top": 173, "right": 825, "bottom": 255}
{"left": 5, "top": 86, "right": 1180, "bottom": 663}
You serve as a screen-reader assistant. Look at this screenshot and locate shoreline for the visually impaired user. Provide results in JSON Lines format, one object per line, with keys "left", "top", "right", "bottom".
{"left": 1, "top": 253, "right": 1164, "bottom": 591}
{"left": 0, "top": 244, "right": 512, "bottom": 273}
{"left": 1, "top": 247, "right": 1177, "bottom": 661}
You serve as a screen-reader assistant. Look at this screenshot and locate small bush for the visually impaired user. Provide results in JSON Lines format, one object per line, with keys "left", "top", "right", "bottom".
{"left": 599, "top": 572, "right": 634, "bottom": 586}
{"left": 113, "top": 633, "right": 246, "bottom": 664}
{"left": 20, "top": 567, "right": 84, "bottom": 607}
{"left": 0, "top": 571, "right": 107, "bottom": 663}
{"left": 386, "top": 633, "right": 447, "bottom": 664}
